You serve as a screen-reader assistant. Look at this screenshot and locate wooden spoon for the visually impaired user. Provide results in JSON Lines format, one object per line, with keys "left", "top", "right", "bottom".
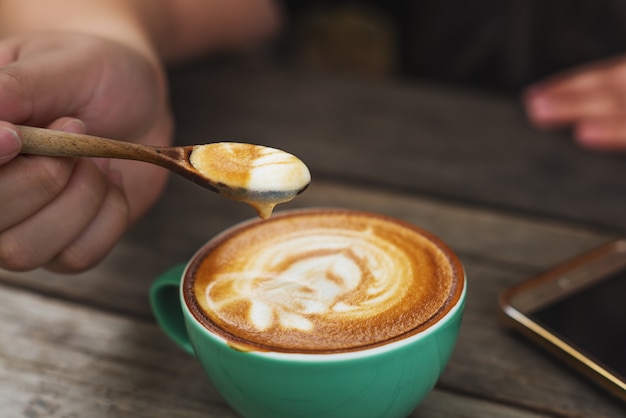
{"left": 17, "top": 125, "right": 311, "bottom": 219}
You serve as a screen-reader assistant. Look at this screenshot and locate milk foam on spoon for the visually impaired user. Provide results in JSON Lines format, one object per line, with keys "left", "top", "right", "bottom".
{"left": 189, "top": 143, "right": 311, "bottom": 218}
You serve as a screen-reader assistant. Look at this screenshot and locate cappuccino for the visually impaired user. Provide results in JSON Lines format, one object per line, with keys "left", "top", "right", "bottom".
{"left": 185, "top": 209, "right": 464, "bottom": 353}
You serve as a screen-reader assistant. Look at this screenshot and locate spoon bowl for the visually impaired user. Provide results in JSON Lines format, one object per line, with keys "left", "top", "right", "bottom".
{"left": 17, "top": 125, "right": 311, "bottom": 218}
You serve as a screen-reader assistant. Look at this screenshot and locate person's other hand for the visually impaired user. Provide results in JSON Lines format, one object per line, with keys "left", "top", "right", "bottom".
{"left": 0, "top": 32, "right": 172, "bottom": 273}
{"left": 524, "top": 55, "right": 626, "bottom": 152}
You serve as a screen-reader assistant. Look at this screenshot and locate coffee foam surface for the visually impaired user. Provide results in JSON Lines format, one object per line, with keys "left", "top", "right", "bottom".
{"left": 188, "top": 210, "right": 462, "bottom": 353}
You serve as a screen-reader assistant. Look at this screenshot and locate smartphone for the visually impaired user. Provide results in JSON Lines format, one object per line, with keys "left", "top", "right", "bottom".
{"left": 499, "top": 240, "right": 626, "bottom": 402}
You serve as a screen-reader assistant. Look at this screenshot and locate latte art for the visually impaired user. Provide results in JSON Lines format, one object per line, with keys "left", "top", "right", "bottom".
{"left": 188, "top": 210, "right": 463, "bottom": 353}
{"left": 204, "top": 228, "right": 411, "bottom": 332}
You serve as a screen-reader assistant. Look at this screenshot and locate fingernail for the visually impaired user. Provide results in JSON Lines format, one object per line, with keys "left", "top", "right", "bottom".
{"left": 0, "top": 126, "right": 21, "bottom": 161}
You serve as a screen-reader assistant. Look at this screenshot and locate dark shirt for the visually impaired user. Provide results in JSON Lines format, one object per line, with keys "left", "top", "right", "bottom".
{"left": 397, "top": 0, "right": 626, "bottom": 92}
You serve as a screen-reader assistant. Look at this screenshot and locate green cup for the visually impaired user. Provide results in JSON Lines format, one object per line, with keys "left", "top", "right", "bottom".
{"left": 150, "top": 209, "right": 466, "bottom": 418}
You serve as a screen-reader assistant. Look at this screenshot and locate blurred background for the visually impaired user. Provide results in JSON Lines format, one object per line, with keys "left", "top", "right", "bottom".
{"left": 276, "top": 1, "right": 626, "bottom": 93}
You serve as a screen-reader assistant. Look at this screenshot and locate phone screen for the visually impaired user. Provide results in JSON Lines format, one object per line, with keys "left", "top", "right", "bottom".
{"left": 528, "top": 270, "right": 626, "bottom": 381}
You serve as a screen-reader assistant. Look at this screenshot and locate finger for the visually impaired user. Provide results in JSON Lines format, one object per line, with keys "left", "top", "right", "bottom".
{"left": 0, "top": 154, "right": 75, "bottom": 232}
{"left": 524, "top": 89, "right": 625, "bottom": 128}
{"left": 0, "top": 34, "right": 163, "bottom": 138}
{"left": 0, "top": 117, "right": 87, "bottom": 230}
{"left": 0, "top": 157, "right": 107, "bottom": 271}
{"left": 0, "top": 37, "right": 95, "bottom": 125}
{"left": 527, "top": 68, "right": 605, "bottom": 99}
{"left": 0, "top": 122, "right": 21, "bottom": 165}
{"left": 524, "top": 64, "right": 613, "bottom": 127}
{"left": 46, "top": 176, "right": 130, "bottom": 273}
{"left": 575, "top": 117, "right": 626, "bottom": 151}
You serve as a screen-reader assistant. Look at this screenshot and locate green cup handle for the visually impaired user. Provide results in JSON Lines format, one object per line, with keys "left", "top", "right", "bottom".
{"left": 150, "top": 264, "right": 195, "bottom": 356}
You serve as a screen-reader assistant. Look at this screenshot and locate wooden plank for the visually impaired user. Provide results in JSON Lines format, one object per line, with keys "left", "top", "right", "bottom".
{"left": 0, "top": 283, "right": 543, "bottom": 418}
{"left": 0, "top": 284, "right": 233, "bottom": 418}
{"left": 168, "top": 61, "right": 626, "bottom": 231}
{"left": 413, "top": 391, "right": 547, "bottom": 418}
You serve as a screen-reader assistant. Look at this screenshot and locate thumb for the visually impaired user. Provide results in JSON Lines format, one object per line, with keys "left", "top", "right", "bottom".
{"left": 0, "top": 122, "right": 21, "bottom": 166}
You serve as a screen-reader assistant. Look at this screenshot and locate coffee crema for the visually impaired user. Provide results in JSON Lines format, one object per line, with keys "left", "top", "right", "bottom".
{"left": 185, "top": 209, "right": 464, "bottom": 353}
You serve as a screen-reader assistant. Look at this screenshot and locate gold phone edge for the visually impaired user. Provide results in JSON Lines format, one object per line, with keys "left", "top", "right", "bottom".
{"left": 499, "top": 301, "right": 626, "bottom": 403}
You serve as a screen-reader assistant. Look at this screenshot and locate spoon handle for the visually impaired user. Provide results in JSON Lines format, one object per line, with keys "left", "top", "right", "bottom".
{"left": 18, "top": 125, "right": 161, "bottom": 161}
{"left": 17, "top": 125, "right": 212, "bottom": 190}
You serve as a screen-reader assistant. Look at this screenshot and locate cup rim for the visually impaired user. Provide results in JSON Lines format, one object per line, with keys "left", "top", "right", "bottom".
{"left": 181, "top": 207, "right": 466, "bottom": 359}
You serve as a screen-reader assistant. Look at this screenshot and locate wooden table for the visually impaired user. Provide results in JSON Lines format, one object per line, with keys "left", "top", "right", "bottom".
{"left": 1, "top": 58, "right": 625, "bottom": 417}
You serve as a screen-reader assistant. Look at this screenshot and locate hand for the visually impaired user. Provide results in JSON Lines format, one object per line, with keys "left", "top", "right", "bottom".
{"left": 524, "top": 55, "right": 626, "bottom": 152}
{"left": 0, "top": 32, "right": 172, "bottom": 273}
